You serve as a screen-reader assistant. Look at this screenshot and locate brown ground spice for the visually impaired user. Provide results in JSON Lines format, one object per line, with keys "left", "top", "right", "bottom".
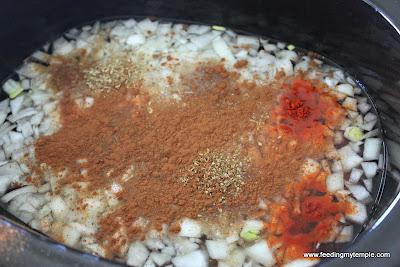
{"left": 33, "top": 55, "right": 341, "bottom": 257}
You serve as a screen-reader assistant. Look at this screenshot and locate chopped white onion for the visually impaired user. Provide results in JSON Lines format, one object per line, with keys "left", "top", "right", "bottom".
{"left": 362, "top": 128, "right": 379, "bottom": 139}
{"left": 8, "top": 107, "right": 37, "bottom": 122}
{"left": 326, "top": 172, "right": 344, "bottom": 192}
{"left": 62, "top": 225, "right": 81, "bottom": 246}
{"left": 127, "top": 242, "right": 150, "bottom": 267}
{"left": 363, "top": 138, "right": 381, "bottom": 161}
{"left": 10, "top": 95, "right": 24, "bottom": 115}
{"left": 358, "top": 102, "right": 371, "bottom": 114}
{"left": 212, "top": 36, "right": 234, "bottom": 62}
{"left": 361, "top": 161, "right": 378, "bottom": 179}
{"left": 275, "top": 58, "right": 293, "bottom": 76}
{"left": 338, "top": 145, "right": 363, "bottom": 172}
{"left": 1, "top": 185, "right": 36, "bottom": 203}
{"left": 237, "top": 35, "right": 260, "bottom": 50}
{"left": 349, "top": 168, "right": 363, "bottom": 183}
{"left": 245, "top": 240, "right": 275, "bottom": 267}
{"left": 137, "top": 18, "right": 159, "bottom": 35}
{"left": 49, "top": 196, "right": 69, "bottom": 220}
{"left": 342, "top": 97, "right": 357, "bottom": 111}
{"left": 336, "top": 84, "right": 354, "bottom": 96}
{"left": 205, "top": 239, "right": 229, "bottom": 260}
{"left": 126, "top": 34, "right": 146, "bottom": 47}
{"left": 178, "top": 218, "right": 202, "bottom": 238}
{"left": 345, "top": 182, "right": 371, "bottom": 203}
{"left": 172, "top": 250, "right": 208, "bottom": 267}
{"left": 150, "top": 252, "right": 171, "bottom": 266}
{"left": 345, "top": 198, "right": 367, "bottom": 224}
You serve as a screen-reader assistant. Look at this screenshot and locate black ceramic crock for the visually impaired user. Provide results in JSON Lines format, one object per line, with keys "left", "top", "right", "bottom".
{"left": 1, "top": 0, "right": 400, "bottom": 266}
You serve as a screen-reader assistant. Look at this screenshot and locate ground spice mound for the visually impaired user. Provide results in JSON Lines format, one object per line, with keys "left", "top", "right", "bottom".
{"left": 34, "top": 55, "right": 346, "bottom": 257}
{"left": 179, "top": 149, "right": 248, "bottom": 202}
{"left": 266, "top": 171, "right": 353, "bottom": 264}
{"left": 275, "top": 78, "right": 345, "bottom": 146}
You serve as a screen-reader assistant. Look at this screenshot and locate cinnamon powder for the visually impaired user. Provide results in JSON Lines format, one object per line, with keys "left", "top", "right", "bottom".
{"left": 33, "top": 55, "right": 344, "bottom": 257}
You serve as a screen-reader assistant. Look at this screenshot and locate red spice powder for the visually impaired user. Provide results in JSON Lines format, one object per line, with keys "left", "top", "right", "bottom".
{"left": 276, "top": 78, "right": 345, "bottom": 146}
{"left": 267, "top": 171, "right": 353, "bottom": 263}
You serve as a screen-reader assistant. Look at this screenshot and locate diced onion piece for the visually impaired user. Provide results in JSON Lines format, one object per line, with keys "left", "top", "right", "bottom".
{"left": 174, "top": 237, "right": 199, "bottom": 255}
{"left": 342, "top": 97, "right": 357, "bottom": 111}
{"left": 0, "top": 99, "right": 9, "bottom": 124}
{"left": 294, "top": 60, "right": 309, "bottom": 73}
{"left": 344, "top": 126, "right": 363, "bottom": 142}
{"left": 0, "top": 162, "right": 23, "bottom": 176}
{"left": 336, "top": 84, "right": 354, "bottom": 96}
{"left": 345, "top": 198, "right": 368, "bottom": 224}
{"left": 62, "top": 225, "right": 81, "bottom": 246}
{"left": 69, "top": 222, "right": 96, "bottom": 235}
{"left": 349, "top": 168, "right": 363, "bottom": 183}
{"left": 336, "top": 226, "right": 353, "bottom": 243}
{"left": 219, "top": 247, "right": 246, "bottom": 267}
{"left": 150, "top": 252, "right": 171, "bottom": 266}
{"left": 205, "top": 239, "right": 229, "bottom": 260}
{"left": 283, "top": 259, "right": 319, "bottom": 267}
{"left": 362, "top": 120, "right": 377, "bottom": 131}
{"left": 362, "top": 113, "right": 377, "bottom": 131}
{"left": 49, "top": 196, "right": 69, "bottom": 220}
{"left": 178, "top": 218, "right": 202, "bottom": 238}
{"left": 187, "top": 25, "right": 210, "bottom": 35}
{"left": 345, "top": 182, "right": 370, "bottom": 203}
{"left": 237, "top": 35, "right": 260, "bottom": 50}
{"left": 127, "top": 242, "right": 149, "bottom": 267}
{"left": 362, "top": 128, "right": 379, "bottom": 139}
{"left": 245, "top": 240, "right": 275, "bottom": 267}
{"left": 364, "top": 112, "right": 377, "bottom": 122}
{"left": 1, "top": 185, "right": 36, "bottom": 203}
{"left": 190, "top": 31, "right": 219, "bottom": 50}
{"left": 212, "top": 36, "right": 234, "bottom": 62}
{"left": 361, "top": 162, "right": 378, "bottom": 179}
{"left": 331, "top": 160, "right": 343, "bottom": 173}
{"left": 240, "top": 220, "right": 264, "bottom": 241}
{"left": 338, "top": 145, "right": 363, "bottom": 172}
{"left": 358, "top": 102, "right": 371, "bottom": 114}
{"left": 349, "top": 141, "right": 363, "bottom": 154}
{"left": 3, "top": 79, "right": 24, "bottom": 99}
{"left": 145, "top": 238, "right": 165, "bottom": 250}
{"left": 143, "top": 258, "right": 155, "bottom": 267}
{"left": 275, "top": 50, "right": 298, "bottom": 62}
{"left": 8, "top": 108, "right": 37, "bottom": 123}
{"left": 10, "top": 95, "right": 24, "bottom": 115}
{"left": 275, "top": 58, "right": 293, "bottom": 76}
{"left": 324, "top": 77, "right": 338, "bottom": 88}
{"left": 172, "top": 250, "right": 208, "bottom": 267}
{"left": 326, "top": 172, "right": 344, "bottom": 192}
{"left": 137, "top": 18, "right": 158, "bottom": 35}
{"left": 363, "top": 138, "right": 381, "bottom": 161}
{"left": 126, "top": 34, "right": 146, "bottom": 47}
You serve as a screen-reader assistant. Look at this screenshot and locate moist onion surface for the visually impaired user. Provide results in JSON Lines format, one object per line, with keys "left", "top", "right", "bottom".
{"left": 0, "top": 18, "right": 383, "bottom": 267}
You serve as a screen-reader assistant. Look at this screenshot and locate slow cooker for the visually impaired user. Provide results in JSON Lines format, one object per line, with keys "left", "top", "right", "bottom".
{"left": 1, "top": 0, "right": 400, "bottom": 266}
